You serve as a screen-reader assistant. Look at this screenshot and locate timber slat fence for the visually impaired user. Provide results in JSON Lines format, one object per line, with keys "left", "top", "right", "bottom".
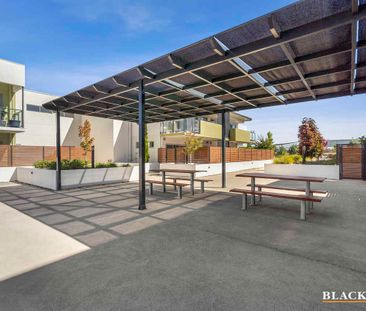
{"left": 158, "top": 146, "right": 274, "bottom": 164}
{"left": 337, "top": 144, "right": 366, "bottom": 180}
{"left": 0, "top": 145, "right": 91, "bottom": 167}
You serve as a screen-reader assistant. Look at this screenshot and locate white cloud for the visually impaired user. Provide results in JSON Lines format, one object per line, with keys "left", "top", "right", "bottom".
{"left": 25, "top": 54, "right": 154, "bottom": 95}
{"left": 53, "top": 0, "right": 173, "bottom": 32}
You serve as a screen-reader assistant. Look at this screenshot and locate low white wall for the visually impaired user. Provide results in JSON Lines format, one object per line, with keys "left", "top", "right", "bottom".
{"left": 0, "top": 167, "right": 17, "bottom": 182}
{"left": 16, "top": 167, "right": 57, "bottom": 190}
{"left": 264, "top": 164, "right": 339, "bottom": 180}
{"left": 196, "top": 160, "right": 273, "bottom": 177}
{"left": 121, "top": 163, "right": 150, "bottom": 182}
{"left": 16, "top": 164, "right": 151, "bottom": 190}
{"left": 159, "top": 160, "right": 272, "bottom": 177}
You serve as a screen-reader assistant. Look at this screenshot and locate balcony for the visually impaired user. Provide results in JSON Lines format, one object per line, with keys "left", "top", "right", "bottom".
{"left": 0, "top": 108, "right": 24, "bottom": 133}
{"left": 160, "top": 118, "right": 200, "bottom": 134}
{"left": 199, "top": 120, "right": 222, "bottom": 139}
{"left": 229, "top": 128, "right": 251, "bottom": 143}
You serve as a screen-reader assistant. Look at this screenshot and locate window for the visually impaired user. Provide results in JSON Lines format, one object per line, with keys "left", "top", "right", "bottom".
{"left": 136, "top": 142, "right": 139, "bottom": 149}
{"left": 26, "top": 104, "right": 40, "bottom": 112}
{"left": 26, "top": 104, "right": 74, "bottom": 117}
{"left": 149, "top": 141, "right": 154, "bottom": 148}
{"left": 27, "top": 104, "right": 52, "bottom": 113}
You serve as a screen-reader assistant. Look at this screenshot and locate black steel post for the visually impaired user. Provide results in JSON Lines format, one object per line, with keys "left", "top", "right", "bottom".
{"left": 91, "top": 145, "right": 95, "bottom": 168}
{"left": 56, "top": 109, "right": 61, "bottom": 190}
{"left": 138, "top": 80, "right": 146, "bottom": 210}
{"left": 221, "top": 111, "right": 226, "bottom": 188}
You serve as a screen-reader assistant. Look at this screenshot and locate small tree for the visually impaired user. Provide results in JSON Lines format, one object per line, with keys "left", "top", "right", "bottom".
{"left": 183, "top": 133, "right": 203, "bottom": 163}
{"left": 349, "top": 138, "right": 359, "bottom": 145}
{"left": 276, "top": 146, "right": 287, "bottom": 156}
{"left": 78, "top": 119, "right": 95, "bottom": 161}
{"left": 145, "top": 125, "right": 150, "bottom": 162}
{"left": 255, "top": 131, "right": 275, "bottom": 150}
{"left": 288, "top": 144, "right": 298, "bottom": 155}
{"left": 298, "top": 117, "right": 326, "bottom": 163}
{"left": 359, "top": 135, "right": 366, "bottom": 145}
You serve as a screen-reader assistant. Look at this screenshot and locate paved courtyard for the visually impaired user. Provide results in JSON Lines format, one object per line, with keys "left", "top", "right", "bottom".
{"left": 0, "top": 175, "right": 365, "bottom": 310}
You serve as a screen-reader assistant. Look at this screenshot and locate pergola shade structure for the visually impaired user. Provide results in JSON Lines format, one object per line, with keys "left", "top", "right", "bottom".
{"left": 43, "top": 0, "right": 366, "bottom": 209}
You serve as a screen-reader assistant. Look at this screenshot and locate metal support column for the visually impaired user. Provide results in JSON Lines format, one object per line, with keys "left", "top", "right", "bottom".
{"left": 221, "top": 111, "right": 226, "bottom": 188}
{"left": 56, "top": 109, "right": 61, "bottom": 191}
{"left": 138, "top": 80, "right": 146, "bottom": 210}
{"left": 21, "top": 87, "right": 25, "bottom": 128}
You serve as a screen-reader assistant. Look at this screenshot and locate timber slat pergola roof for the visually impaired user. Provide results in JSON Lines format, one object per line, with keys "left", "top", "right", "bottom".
{"left": 44, "top": 0, "right": 366, "bottom": 123}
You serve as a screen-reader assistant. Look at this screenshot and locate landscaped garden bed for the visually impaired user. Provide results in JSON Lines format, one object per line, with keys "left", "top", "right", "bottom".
{"left": 16, "top": 160, "right": 150, "bottom": 190}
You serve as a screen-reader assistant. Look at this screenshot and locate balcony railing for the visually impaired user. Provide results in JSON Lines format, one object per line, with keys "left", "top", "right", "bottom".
{"left": 160, "top": 118, "right": 200, "bottom": 134}
{"left": 0, "top": 108, "right": 23, "bottom": 128}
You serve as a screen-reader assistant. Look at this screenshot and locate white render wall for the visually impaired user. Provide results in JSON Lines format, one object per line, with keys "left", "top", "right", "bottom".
{"left": 0, "top": 59, "right": 25, "bottom": 87}
{"left": 15, "top": 90, "right": 116, "bottom": 162}
{"left": 15, "top": 90, "right": 78, "bottom": 147}
{"left": 112, "top": 121, "right": 160, "bottom": 163}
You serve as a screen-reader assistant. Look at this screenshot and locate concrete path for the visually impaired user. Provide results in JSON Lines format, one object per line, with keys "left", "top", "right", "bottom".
{"left": 0, "top": 177, "right": 365, "bottom": 310}
{"left": 0, "top": 202, "right": 89, "bottom": 282}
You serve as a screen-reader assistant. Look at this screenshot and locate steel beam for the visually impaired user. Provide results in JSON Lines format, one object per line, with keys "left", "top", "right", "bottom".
{"left": 350, "top": 0, "right": 359, "bottom": 94}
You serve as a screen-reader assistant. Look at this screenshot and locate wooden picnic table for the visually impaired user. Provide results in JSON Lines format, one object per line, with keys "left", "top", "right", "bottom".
{"left": 158, "top": 168, "right": 207, "bottom": 195}
{"left": 236, "top": 172, "right": 326, "bottom": 206}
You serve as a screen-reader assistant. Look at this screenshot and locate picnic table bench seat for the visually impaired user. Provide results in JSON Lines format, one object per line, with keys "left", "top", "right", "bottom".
{"left": 146, "top": 179, "right": 188, "bottom": 199}
{"left": 246, "top": 184, "right": 328, "bottom": 194}
{"left": 230, "top": 188, "right": 323, "bottom": 220}
{"left": 166, "top": 176, "right": 213, "bottom": 193}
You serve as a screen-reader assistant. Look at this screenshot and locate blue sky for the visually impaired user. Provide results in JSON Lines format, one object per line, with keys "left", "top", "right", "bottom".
{"left": 1, "top": 0, "right": 365, "bottom": 143}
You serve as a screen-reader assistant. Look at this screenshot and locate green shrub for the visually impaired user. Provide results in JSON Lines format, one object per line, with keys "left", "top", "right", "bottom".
{"left": 274, "top": 154, "right": 302, "bottom": 164}
{"left": 96, "top": 162, "right": 117, "bottom": 168}
{"left": 34, "top": 159, "right": 87, "bottom": 170}
{"left": 68, "top": 159, "right": 87, "bottom": 169}
{"left": 34, "top": 160, "right": 55, "bottom": 169}
{"left": 121, "top": 163, "right": 130, "bottom": 167}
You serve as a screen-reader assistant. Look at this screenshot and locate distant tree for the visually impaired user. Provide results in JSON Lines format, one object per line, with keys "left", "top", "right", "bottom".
{"left": 78, "top": 120, "right": 95, "bottom": 161}
{"left": 288, "top": 144, "right": 298, "bottom": 155}
{"left": 358, "top": 135, "right": 366, "bottom": 145}
{"left": 276, "top": 146, "right": 287, "bottom": 156}
{"left": 298, "top": 117, "right": 326, "bottom": 163}
{"left": 183, "top": 133, "right": 203, "bottom": 163}
{"left": 255, "top": 131, "right": 275, "bottom": 150}
{"left": 349, "top": 138, "right": 359, "bottom": 145}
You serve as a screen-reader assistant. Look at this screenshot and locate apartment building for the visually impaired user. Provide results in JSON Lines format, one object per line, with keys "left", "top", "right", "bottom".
{"left": 0, "top": 58, "right": 253, "bottom": 164}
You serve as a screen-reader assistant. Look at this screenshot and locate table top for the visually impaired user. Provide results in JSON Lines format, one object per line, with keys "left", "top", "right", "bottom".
{"left": 159, "top": 168, "right": 207, "bottom": 174}
{"left": 235, "top": 172, "right": 326, "bottom": 182}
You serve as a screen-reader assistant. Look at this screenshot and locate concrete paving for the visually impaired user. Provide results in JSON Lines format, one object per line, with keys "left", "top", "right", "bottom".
{"left": 0, "top": 202, "right": 89, "bottom": 282}
{"left": 0, "top": 175, "right": 365, "bottom": 310}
